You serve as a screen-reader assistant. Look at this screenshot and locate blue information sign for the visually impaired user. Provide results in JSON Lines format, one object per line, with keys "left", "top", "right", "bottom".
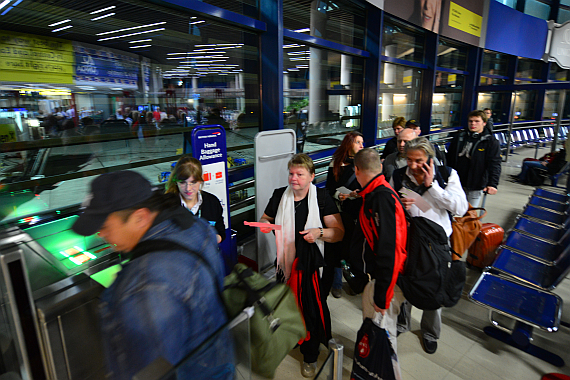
{"left": 191, "top": 125, "right": 235, "bottom": 273}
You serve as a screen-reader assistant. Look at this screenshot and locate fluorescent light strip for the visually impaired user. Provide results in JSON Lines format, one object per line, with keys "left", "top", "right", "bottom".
{"left": 190, "top": 20, "right": 205, "bottom": 25}
{"left": 129, "top": 44, "right": 151, "bottom": 49}
{"left": 129, "top": 39, "right": 151, "bottom": 43}
{"left": 96, "top": 21, "right": 165, "bottom": 36}
{"left": 91, "top": 12, "right": 114, "bottom": 21}
{"left": 0, "top": 0, "right": 10, "bottom": 11}
{"left": 97, "top": 28, "right": 164, "bottom": 41}
{"left": 90, "top": 5, "right": 115, "bottom": 14}
{"left": 48, "top": 19, "right": 70, "bottom": 27}
{"left": 293, "top": 28, "right": 310, "bottom": 33}
{"left": 52, "top": 25, "right": 73, "bottom": 32}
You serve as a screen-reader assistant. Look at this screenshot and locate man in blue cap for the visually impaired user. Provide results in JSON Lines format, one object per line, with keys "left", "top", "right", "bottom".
{"left": 73, "top": 170, "right": 233, "bottom": 380}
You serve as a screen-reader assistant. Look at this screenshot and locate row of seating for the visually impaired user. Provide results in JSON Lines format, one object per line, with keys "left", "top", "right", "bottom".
{"left": 469, "top": 187, "right": 570, "bottom": 367}
{"left": 493, "top": 126, "right": 569, "bottom": 151}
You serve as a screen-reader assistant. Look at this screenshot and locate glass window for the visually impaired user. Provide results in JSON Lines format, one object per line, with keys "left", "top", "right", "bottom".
{"left": 524, "top": 0, "right": 551, "bottom": 20}
{"left": 378, "top": 63, "right": 422, "bottom": 138}
{"left": 559, "top": 8, "right": 570, "bottom": 24}
{"left": 542, "top": 90, "right": 561, "bottom": 120}
{"left": 516, "top": 58, "right": 543, "bottom": 81}
{"left": 549, "top": 64, "right": 569, "bottom": 82}
{"left": 0, "top": 0, "right": 260, "bottom": 222}
{"left": 481, "top": 50, "right": 509, "bottom": 77}
{"left": 497, "top": 0, "right": 518, "bottom": 7}
{"left": 432, "top": 72, "right": 464, "bottom": 130}
{"left": 382, "top": 18, "right": 425, "bottom": 65}
{"left": 199, "top": 0, "right": 258, "bottom": 17}
{"left": 514, "top": 91, "right": 537, "bottom": 121}
{"left": 283, "top": 42, "right": 364, "bottom": 153}
{"left": 477, "top": 92, "right": 509, "bottom": 124}
{"left": 436, "top": 39, "right": 468, "bottom": 71}
{"left": 283, "top": 0, "right": 366, "bottom": 50}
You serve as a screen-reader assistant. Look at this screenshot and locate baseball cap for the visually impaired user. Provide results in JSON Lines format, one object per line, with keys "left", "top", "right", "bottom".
{"left": 72, "top": 171, "right": 153, "bottom": 236}
{"left": 405, "top": 119, "right": 421, "bottom": 129}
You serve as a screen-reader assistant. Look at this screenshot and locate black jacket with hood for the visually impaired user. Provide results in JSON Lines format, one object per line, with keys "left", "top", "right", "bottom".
{"left": 446, "top": 127, "right": 502, "bottom": 191}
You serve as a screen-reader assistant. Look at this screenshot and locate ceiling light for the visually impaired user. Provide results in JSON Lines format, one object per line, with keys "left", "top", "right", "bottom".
{"left": 97, "top": 28, "right": 164, "bottom": 41}
{"left": 52, "top": 25, "right": 73, "bottom": 32}
{"left": 129, "top": 45, "right": 151, "bottom": 49}
{"left": 195, "top": 44, "right": 216, "bottom": 47}
{"left": 190, "top": 20, "right": 205, "bottom": 25}
{"left": 110, "top": 88, "right": 123, "bottom": 90}
{"left": 293, "top": 28, "right": 310, "bottom": 33}
{"left": 96, "top": 22, "right": 166, "bottom": 36}
{"left": 91, "top": 12, "right": 114, "bottom": 21}
{"left": 0, "top": 0, "right": 11, "bottom": 11}
{"left": 129, "top": 39, "right": 151, "bottom": 43}
{"left": 90, "top": 6, "right": 115, "bottom": 14}
{"left": 48, "top": 19, "right": 70, "bottom": 27}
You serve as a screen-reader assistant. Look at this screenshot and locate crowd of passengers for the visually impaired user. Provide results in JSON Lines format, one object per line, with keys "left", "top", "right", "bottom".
{"left": 69, "top": 109, "right": 501, "bottom": 379}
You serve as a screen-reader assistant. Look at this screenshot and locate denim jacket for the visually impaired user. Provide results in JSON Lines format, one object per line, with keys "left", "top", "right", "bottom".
{"left": 99, "top": 208, "right": 234, "bottom": 380}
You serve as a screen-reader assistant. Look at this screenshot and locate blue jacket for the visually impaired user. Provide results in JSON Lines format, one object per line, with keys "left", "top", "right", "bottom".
{"left": 99, "top": 207, "right": 234, "bottom": 380}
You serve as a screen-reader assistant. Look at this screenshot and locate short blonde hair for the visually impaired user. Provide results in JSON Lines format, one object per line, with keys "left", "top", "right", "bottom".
{"left": 288, "top": 153, "right": 315, "bottom": 175}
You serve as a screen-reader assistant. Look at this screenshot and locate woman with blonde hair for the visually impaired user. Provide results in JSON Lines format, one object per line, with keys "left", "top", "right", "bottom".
{"left": 166, "top": 155, "right": 225, "bottom": 243}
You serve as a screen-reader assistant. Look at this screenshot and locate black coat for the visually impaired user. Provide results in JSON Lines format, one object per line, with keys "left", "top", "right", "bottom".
{"left": 198, "top": 191, "right": 226, "bottom": 241}
{"left": 446, "top": 128, "right": 502, "bottom": 191}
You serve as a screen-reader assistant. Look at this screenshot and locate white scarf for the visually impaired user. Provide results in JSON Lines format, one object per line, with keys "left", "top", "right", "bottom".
{"left": 275, "top": 184, "right": 324, "bottom": 281}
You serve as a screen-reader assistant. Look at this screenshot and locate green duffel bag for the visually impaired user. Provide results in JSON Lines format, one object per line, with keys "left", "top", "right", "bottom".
{"left": 223, "top": 263, "right": 306, "bottom": 378}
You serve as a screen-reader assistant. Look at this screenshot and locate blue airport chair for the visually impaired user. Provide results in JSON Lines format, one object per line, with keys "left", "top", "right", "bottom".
{"left": 528, "top": 195, "right": 569, "bottom": 213}
{"left": 534, "top": 188, "right": 568, "bottom": 203}
{"left": 502, "top": 228, "right": 570, "bottom": 264}
{"left": 469, "top": 271, "right": 563, "bottom": 367}
{"left": 522, "top": 204, "right": 568, "bottom": 226}
{"left": 514, "top": 216, "right": 569, "bottom": 242}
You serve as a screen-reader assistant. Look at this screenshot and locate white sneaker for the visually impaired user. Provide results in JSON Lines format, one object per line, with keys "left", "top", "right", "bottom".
{"left": 301, "top": 361, "right": 317, "bottom": 378}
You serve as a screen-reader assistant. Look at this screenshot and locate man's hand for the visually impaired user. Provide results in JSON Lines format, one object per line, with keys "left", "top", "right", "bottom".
{"left": 400, "top": 197, "right": 415, "bottom": 210}
{"left": 373, "top": 303, "right": 386, "bottom": 315}
{"left": 422, "top": 158, "right": 435, "bottom": 187}
{"left": 483, "top": 186, "right": 497, "bottom": 195}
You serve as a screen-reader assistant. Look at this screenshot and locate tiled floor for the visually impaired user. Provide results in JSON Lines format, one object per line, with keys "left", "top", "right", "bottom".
{"left": 265, "top": 145, "right": 570, "bottom": 380}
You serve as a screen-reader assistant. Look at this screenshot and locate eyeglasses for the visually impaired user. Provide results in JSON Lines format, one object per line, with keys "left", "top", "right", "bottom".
{"left": 177, "top": 179, "right": 200, "bottom": 188}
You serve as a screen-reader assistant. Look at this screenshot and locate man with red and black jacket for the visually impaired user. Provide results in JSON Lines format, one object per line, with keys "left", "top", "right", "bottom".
{"left": 353, "top": 148, "right": 408, "bottom": 378}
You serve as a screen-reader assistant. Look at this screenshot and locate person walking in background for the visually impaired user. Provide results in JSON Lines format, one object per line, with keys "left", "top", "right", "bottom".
{"left": 259, "top": 154, "right": 344, "bottom": 378}
{"left": 390, "top": 137, "right": 468, "bottom": 355}
{"left": 484, "top": 108, "right": 494, "bottom": 132}
{"left": 166, "top": 155, "right": 226, "bottom": 244}
{"left": 381, "top": 117, "right": 406, "bottom": 160}
{"left": 325, "top": 131, "right": 364, "bottom": 298}
{"left": 72, "top": 171, "right": 233, "bottom": 380}
{"left": 352, "top": 148, "right": 407, "bottom": 379}
{"left": 446, "top": 110, "right": 501, "bottom": 207}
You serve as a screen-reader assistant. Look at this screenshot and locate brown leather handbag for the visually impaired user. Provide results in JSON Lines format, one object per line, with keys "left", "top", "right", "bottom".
{"left": 450, "top": 204, "right": 486, "bottom": 260}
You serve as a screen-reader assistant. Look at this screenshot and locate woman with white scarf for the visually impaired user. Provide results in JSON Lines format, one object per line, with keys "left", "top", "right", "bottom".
{"left": 259, "top": 154, "right": 344, "bottom": 378}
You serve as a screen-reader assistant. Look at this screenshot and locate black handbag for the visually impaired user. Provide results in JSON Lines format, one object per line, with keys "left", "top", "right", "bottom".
{"left": 351, "top": 316, "right": 397, "bottom": 380}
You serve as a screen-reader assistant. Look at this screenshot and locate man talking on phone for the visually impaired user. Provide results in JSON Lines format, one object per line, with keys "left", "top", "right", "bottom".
{"left": 390, "top": 137, "right": 467, "bottom": 354}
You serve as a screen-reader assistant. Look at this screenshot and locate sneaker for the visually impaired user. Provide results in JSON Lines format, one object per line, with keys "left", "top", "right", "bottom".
{"left": 301, "top": 362, "right": 317, "bottom": 378}
{"left": 331, "top": 288, "right": 342, "bottom": 298}
{"left": 422, "top": 337, "right": 437, "bottom": 354}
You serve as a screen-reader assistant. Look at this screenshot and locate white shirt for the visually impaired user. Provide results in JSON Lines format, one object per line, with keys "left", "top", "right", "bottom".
{"left": 390, "top": 167, "right": 468, "bottom": 237}
{"left": 179, "top": 192, "right": 203, "bottom": 215}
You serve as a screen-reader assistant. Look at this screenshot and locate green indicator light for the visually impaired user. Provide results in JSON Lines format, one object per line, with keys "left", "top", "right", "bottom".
{"left": 69, "top": 256, "right": 82, "bottom": 265}
{"left": 56, "top": 210, "right": 61, "bottom": 214}
{"left": 59, "top": 250, "right": 70, "bottom": 258}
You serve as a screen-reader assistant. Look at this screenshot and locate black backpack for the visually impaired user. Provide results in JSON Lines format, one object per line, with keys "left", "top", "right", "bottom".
{"left": 381, "top": 187, "right": 466, "bottom": 311}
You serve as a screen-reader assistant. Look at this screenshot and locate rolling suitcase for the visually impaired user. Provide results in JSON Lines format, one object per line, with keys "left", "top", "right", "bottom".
{"left": 467, "top": 223, "right": 504, "bottom": 269}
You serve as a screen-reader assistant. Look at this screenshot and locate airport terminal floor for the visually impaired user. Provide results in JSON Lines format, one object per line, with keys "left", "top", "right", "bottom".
{"left": 262, "top": 145, "right": 570, "bottom": 380}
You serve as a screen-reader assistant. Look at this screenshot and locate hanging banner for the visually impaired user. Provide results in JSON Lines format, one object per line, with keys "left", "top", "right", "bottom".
{"left": 73, "top": 43, "right": 139, "bottom": 89}
{"left": 191, "top": 125, "right": 234, "bottom": 272}
{"left": 0, "top": 30, "right": 74, "bottom": 84}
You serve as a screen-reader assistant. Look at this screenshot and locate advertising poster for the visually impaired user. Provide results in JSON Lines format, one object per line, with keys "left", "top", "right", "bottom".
{"left": 385, "top": 0, "right": 442, "bottom": 33}
{"left": 73, "top": 42, "right": 139, "bottom": 89}
{"left": 0, "top": 122, "right": 17, "bottom": 143}
{"left": 0, "top": 30, "right": 74, "bottom": 84}
{"left": 439, "top": 0, "right": 484, "bottom": 45}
